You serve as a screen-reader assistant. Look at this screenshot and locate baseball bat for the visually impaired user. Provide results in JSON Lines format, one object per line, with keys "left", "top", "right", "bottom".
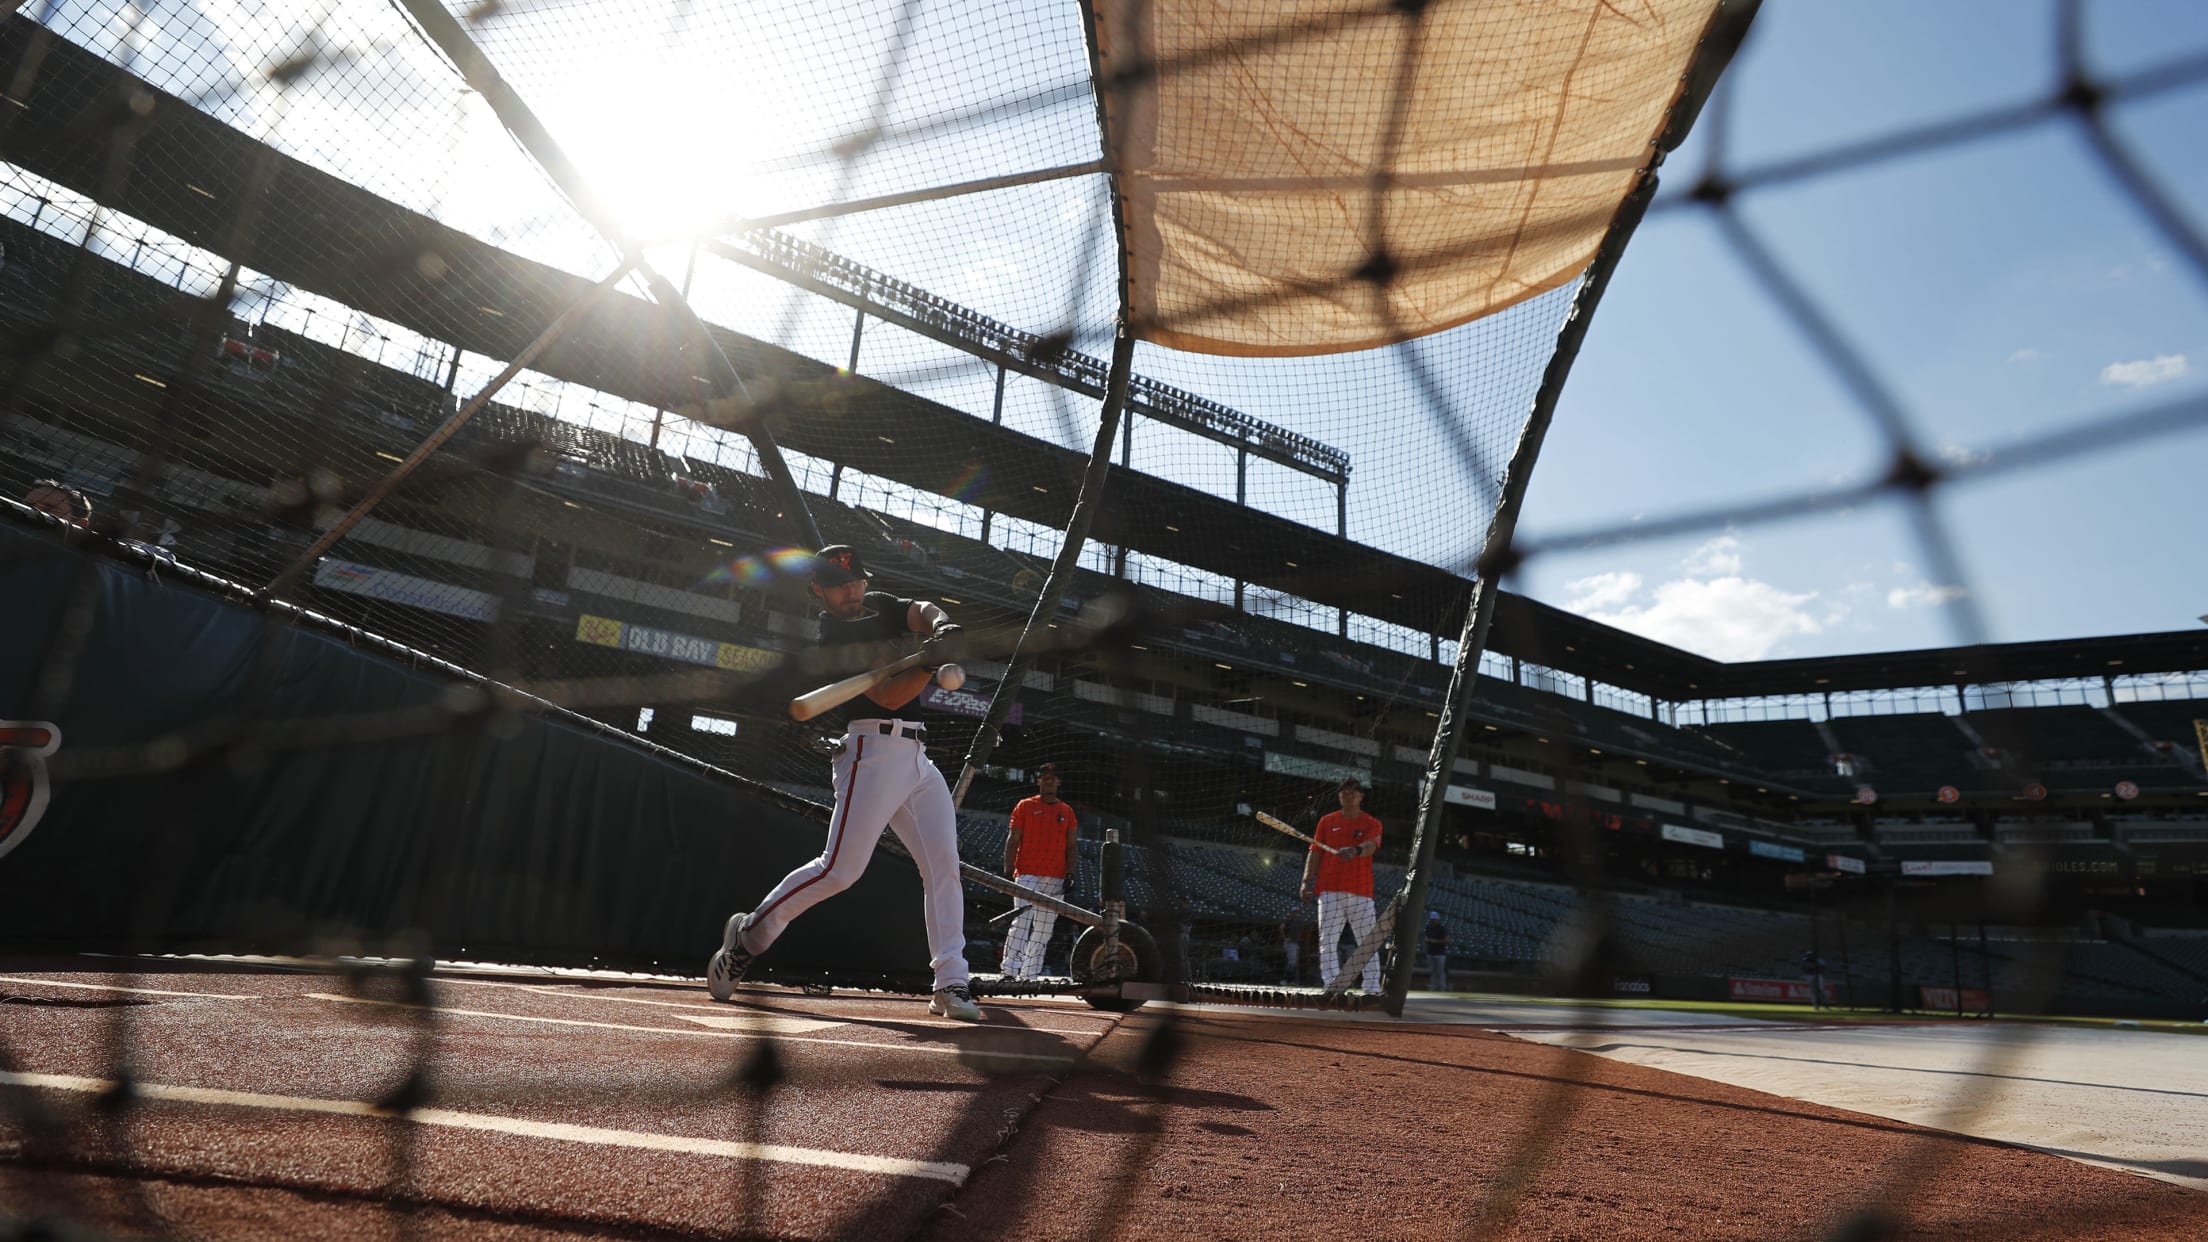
{"left": 1254, "top": 810, "right": 1343, "bottom": 856}
{"left": 787, "top": 648, "right": 931, "bottom": 722}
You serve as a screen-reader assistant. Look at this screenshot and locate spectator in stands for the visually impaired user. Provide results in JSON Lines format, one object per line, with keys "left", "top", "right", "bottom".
{"left": 22, "top": 479, "right": 91, "bottom": 531}
{"left": 1800, "top": 948, "right": 1829, "bottom": 1010}
{"left": 1278, "top": 914, "right": 1303, "bottom": 985}
{"left": 1000, "top": 763, "right": 1078, "bottom": 980}
{"left": 1301, "top": 776, "right": 1384, "bottom": 992}
{"left": 1424, "top": 910, "right": 1450, "bottom": 992}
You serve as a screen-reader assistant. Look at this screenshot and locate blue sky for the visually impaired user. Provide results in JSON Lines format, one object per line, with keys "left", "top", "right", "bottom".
{"left": 1513, "top": 0, "right": 2208, "bottom": 660}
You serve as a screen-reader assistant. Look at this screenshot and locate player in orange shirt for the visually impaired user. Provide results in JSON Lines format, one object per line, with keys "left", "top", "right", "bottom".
{"left": 1001, "top": 763, "right": 1079, "bottom": 980}
{"left": 1298, "top": 776, "right": 1383, "bottom": 991}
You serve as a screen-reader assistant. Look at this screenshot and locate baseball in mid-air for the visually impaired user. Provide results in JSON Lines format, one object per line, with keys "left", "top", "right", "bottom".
{"left": 935, "top": 663, "right": 965, "bottom": 691}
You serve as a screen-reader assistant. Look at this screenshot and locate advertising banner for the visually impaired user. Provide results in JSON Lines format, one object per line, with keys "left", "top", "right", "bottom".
{"left": 1661, "top": 823, "right": 1724, "bottom": 850}
{"left": 1444, "top": 785, "right": 1497, "bottom": 810}
{"left": 1729, "top": 977, "right": 1837, "bottom": 1004}
{"left": 1419, "top": 781, "right": 1498, "bottom": 809}
{"left": 1748, "top": 839, "right": 1806, "bottom": 863}
{"left": 1900, "top": 860, "right": 1993, "bottom": 877}
{"left": 1919, "top": 986, "right": 1989, "bottom": 1012}
{"left": 915, "top": 681, "right": 1023, "bottom": 724}
{"left": 575, "top": 613, "right": 778, "bottom": 674}
{"left": 315, "top": 558, "right": 499, "bottom": 622}
{"left": 1263, "top": 751, "right": 1370, "bottom": 784}
{"left": 1825, "top": 853, "right": 1868, "bottom": 874}
{"left": 1611, "top": 976, "right": 1654, "bottom": 996}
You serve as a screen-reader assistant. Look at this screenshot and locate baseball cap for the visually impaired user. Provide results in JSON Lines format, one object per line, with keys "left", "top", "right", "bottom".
{"left": 811, "top": 544, "right": 868, "bottom": 586}
{"left": 1338, "top": 776, "right": 1363, "bottom": 791}
{"left": 1036, "top": 763, "right": 1059, "bottom": 777}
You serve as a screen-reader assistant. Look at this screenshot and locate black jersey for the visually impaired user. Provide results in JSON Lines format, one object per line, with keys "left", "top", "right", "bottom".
{"left": 815, "top": 591, "right": 926, "bottom": 732}
{"left": 818, "top": 591, "right": 915, "bottom": 653}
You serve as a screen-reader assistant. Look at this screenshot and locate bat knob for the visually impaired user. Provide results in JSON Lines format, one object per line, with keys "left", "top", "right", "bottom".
{"left": 935, "top": 663, "right": 965, "bottom": 691}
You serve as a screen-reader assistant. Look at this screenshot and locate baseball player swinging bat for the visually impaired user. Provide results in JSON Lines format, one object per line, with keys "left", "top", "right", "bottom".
{"left": 1254, "top": 810, "right": 1343, "bottom": 856}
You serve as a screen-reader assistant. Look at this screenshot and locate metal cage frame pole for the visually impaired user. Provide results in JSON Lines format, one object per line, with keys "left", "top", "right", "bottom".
{"left": 396, "top": 0, "right": 823, "bottom": 551}
{"left": 1381, "top": 0, "right": 1761, "bottom": 1016}
{"left": 1380, "top": 175, "right": 1660, "bottom": 1015}
{"left": 953, "top": 334, "right": 1137, "bottom": 809}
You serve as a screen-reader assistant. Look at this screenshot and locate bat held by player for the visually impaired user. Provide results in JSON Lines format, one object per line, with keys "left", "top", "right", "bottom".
{"left": 1254, "top": 810, "right": 1343, "bottom": 855}
{"left": 787, "top": 649, "right": 932, "bottom": 722}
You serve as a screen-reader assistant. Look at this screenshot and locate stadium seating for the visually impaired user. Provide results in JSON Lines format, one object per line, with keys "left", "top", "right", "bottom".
{"left": 1699, "top": 720, "right": 1833, "bottom": 776}
{"left": 1823, "top": 713, "right": 1976, "bottom": 792}
{"left": 1969, "top": 705, "right": 2141, "bottom": 764}
{"left": 2133, "top": 935, "right": 2208, "bottom": 983}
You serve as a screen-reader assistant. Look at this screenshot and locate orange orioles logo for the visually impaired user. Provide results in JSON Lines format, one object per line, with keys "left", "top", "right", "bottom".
{"left": 827, "top": 550, "right": 856, "bottom": 574}
{"left": 0, "top": 721, "right": 61, "bottom": 863}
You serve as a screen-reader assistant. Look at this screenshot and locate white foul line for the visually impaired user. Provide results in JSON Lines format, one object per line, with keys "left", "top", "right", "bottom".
{"left": 306, "top": 993, "right": 1073, "bottom": 1064}
{"left": 0, "top": 1070, "right": 967, "bottom": 1184}
{"left": 433, "top": 977, "right": 1110, "bottom": 1035}
{"left": 0, "top": 976, "right": 257, "bottom": 1000}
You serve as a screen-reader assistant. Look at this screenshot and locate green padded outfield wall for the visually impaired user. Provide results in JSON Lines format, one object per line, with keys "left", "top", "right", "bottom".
{"left": 0, "top": 523, "right": 929, "bottom": 983}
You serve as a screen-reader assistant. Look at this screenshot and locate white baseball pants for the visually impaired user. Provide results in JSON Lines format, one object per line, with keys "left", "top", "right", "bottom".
{"left": 740, "top": 729, "right": 969, "bottom": 990}
{"left": 1000, "top": 873, "right": 1065, "bottom": 979}
{"left": 1317, "top": 891, "right": 1380, "bottom": 992}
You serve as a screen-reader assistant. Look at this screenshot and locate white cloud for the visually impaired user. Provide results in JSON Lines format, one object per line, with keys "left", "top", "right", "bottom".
{"left": 1887, "top": 584, "right": 1968, "bottom": 609}
{"left": 1558, "top": 535, "right": 1835, "bottom": 660}
{"left": 1936, "top": 441, "right": 1987, "bottom": 468}
{"left": 1682, "top": 533, "right": 1742, "bottom": 577}
{"left": 2006, "top": 348, "right": 2041, "bottom": 364}
{"left": 1577, "top": 577, "right": 1825, "bottom": 662}
{"left": 2099, "top": 353, "right": 2189, "bottom": 389}
{"left": 1562, "top": 570, "right": 1643, "bottom": 612}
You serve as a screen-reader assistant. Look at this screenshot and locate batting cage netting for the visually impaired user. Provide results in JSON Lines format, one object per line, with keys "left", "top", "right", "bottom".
{"left": 3, "top": 0, "right": 2207, "bottom": 1237}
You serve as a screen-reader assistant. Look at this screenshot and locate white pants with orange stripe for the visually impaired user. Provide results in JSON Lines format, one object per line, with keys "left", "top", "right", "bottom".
{"left": 999, "top": 873, "right": 1065, "bottom": 980}
{"left": 739, "top": 728, "right": 969, "bottom": 991}
{"left": 1317, "top": 891, "right": 1380, "bottom": 992}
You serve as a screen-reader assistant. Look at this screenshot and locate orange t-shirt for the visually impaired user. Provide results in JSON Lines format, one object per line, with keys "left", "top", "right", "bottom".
{"left": 1311, "top": 811, "right": 1380, "bottom": 896}
{"left": 1010, "top": 796, "right": 1078, "bottom": 878}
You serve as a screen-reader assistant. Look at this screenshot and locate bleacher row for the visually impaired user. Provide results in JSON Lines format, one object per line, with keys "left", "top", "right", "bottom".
{"left": 1702, "top": 705, "right": 2202, "bottom": 797}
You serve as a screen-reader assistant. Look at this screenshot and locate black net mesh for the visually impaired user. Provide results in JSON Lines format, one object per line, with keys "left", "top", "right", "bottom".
{"left": 3, "top": 1, "right": 2207, "bottom": 1238}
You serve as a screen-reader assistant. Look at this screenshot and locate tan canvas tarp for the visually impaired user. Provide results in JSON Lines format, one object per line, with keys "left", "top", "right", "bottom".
{"left": 1093, "top": 0, "right": 1724, "bottom": 356}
